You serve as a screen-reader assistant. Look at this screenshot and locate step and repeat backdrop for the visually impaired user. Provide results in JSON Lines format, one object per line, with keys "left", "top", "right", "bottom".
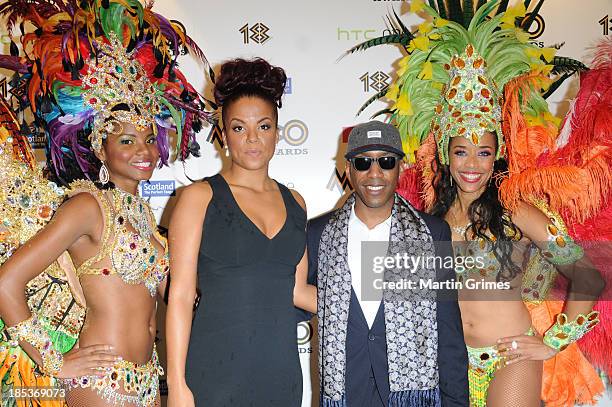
{"left": 1, "top": 0, "right": 610, "bottom": 405}
{"left": 148, "top": 1, "right": 612, "bottom": 405}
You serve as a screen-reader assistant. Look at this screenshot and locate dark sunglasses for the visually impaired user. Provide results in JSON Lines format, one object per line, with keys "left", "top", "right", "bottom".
{"left": 350, "top": 156, "right": 398, "bottom": 171}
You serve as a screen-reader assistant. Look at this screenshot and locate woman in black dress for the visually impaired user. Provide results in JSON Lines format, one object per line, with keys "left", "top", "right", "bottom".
{"left": 166, "top": 58, "right": 317, "bottom": 406}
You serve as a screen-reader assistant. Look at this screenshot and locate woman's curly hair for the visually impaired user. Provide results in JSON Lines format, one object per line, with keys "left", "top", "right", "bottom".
{"left": 214, "top": 58, "right": 286, "bottom": 126}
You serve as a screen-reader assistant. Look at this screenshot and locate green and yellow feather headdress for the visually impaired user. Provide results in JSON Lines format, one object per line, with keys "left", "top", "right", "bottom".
{"left": 389, "top": 0, "right": 554, "bottom": 164}
{"left": 347, "top": 0, "right": 585, "bottom": 165}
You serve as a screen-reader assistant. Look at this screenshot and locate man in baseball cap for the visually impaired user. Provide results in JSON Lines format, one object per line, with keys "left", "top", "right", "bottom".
{"left": 343, "top": 120, "right": 406, "bottom": 211}
{"left": 344, "top": 120, "right": 405, "bottom": 159}
{"left": 302, "top": 120, "right": 468, "bottom": 406}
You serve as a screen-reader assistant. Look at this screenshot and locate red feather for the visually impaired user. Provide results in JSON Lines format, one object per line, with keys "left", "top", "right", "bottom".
{"left": 396, "top": 165, "right": 425, "bottom": 211}
{"left": 523, "top": 38, "right": 612, "bottom": 376}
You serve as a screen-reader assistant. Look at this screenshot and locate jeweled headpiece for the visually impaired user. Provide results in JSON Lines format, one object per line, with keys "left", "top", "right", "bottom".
{"left": 83, "top": 33, "right": 162, "bottom": 153}
{"left": 353, "top": 0, "right": 559, "bottom": 165}
{"left": 0, "top": 0, "right": 213, "bottom": 182}
{"left": 433, "top": 44, "right": 504, "bottom": 164}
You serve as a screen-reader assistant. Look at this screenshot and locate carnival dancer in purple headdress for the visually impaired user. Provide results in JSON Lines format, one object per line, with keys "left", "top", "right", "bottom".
{"left": 0, "top": 1, "right": 211, "bottom": 405}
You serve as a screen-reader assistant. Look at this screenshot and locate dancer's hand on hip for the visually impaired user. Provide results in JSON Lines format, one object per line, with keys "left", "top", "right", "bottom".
{"left": 57, "top": 344, "right": 119, "bottom": 378}
{"left": 496, "top": 334, "right": 558, "bottom": 365}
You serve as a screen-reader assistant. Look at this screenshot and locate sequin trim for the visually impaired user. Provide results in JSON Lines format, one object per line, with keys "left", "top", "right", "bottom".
{"left": 61, "top": 346, "right": 163, "bottom": 407}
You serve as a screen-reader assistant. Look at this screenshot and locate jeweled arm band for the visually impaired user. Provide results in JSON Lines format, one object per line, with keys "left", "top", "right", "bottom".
{"left": 533, "top": 199, "right": 584, "bottom": 265}
{"left": 5, "top": 315, "right": 64, "bottom": 376}
{"left": 543, "top": 311, "right": 600, "bottom": 352}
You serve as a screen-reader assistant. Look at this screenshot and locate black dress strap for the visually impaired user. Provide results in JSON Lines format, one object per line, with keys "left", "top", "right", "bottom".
{"left": 204, "top": 173, "right": 229, "bottom": 201}
{"left": 275, "top": 182, "right": 306, "bottom": 228}
{"left": 207, "top": 173, "right": 304, "bottom": 227}
{"left": 275, "top": 181, "right": 292, "bottom": 205}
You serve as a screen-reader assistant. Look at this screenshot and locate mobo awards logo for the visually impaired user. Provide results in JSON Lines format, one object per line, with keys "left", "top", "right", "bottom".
{"left": 327, "top": 168, "right": 353, "bottom": 195}
{"left": 297, "top": 321, "right": 313, "bottom": 353}
{"left": 600, "top": 14, "right": 612, "bottom": 36}
{"left": 326, "top": 127, "right": 354, "bottom": 195}
{"left": 206, "top": 120, "right": 309, "bottom": 156}
{"left": 206, "top": 124, "right": 224, "bottom": 148}
{"left": 240, "top": 23, "right": 270, "bottom": 44}
{"left": 521, "top": 12, "right": 546, "bottom": 47}
{"left": 276, "top": 119, "right": 309, "bottom": 156}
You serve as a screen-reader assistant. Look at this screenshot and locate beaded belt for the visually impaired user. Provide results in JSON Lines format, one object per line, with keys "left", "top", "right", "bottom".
{"left": 61, "top": 345, "right": 163, "bottom": 407}
{"left": 466, "top": 328, "right": 534, "bottom": 407}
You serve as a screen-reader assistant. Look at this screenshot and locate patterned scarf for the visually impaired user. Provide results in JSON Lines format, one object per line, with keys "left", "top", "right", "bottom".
{"left": 317, "top": 193, "right": 440, "bottom": 407}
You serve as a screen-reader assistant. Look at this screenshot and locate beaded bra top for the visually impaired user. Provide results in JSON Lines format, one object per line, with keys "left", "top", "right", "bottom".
{"left": 452, "top": 202, "right": 584, "bottom": 303}
{"left": 70, "top": 180, "right": 169, "bottom": 297}
{"left": 451, "top": 214, "right": 519, "bottom": 281}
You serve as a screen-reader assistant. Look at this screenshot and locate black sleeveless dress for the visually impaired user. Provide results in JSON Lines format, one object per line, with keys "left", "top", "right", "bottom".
{"left": 186, "top": 174, "right": 306, "bottom": 406}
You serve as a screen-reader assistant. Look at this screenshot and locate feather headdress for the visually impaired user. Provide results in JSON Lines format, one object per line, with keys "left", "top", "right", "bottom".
{"left": 0, "top": 0, "right": 213, "bottom": 182}
{"left": 346, "top": 0, "right": 586, "bottom": 169}
{"left": 498, "top": 38, "right": 612, "bottom": 377}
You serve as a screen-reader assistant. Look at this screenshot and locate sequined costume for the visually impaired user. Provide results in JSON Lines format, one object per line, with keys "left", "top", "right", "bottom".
{"left": 452, "top": 203, "right": 596, "bottom": 406}
{"left": 452, "top": 214, "right": 518, "bottom": 282}
{"left": 467, "top": 328, "right": 535, "bottom": 407}
{"left": 68, "top": 181, "right": 169, "bottom": 296}
{"left": 0, "top": 1, "right": 210, "bottom": 406}
{"left": 57, "top": 180, "right": 168, "bottom": 407}
{"left": 0, "top": 98, "right": 81, "bottom": 407}
{"left": 61, "top": 345, "right": 163, "bottom": 407}
{"left": 348, "top": 1, "right": 610, "bottom": 405}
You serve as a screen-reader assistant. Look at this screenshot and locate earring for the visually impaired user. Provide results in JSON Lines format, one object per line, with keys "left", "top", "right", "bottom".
{"left": 450, "top": 176, "right": 453, "bottom": 186}
{"left": 99, "top": 162, "right": 109, "bottom": 185}
{"left": 224, "top": 145, "right": 230, "bottom": 157}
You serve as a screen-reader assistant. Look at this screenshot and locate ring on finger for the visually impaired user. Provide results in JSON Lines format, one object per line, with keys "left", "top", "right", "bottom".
{"left": 511, "top": 340, "right": 518, "bottom": 350}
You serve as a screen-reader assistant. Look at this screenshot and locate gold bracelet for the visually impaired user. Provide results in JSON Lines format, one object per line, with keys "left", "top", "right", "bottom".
{"left": 6, "top": 315, "right": 64, "bottom": 376}
{"left": 543, "top": 311, "right": 599, "bottom": 352}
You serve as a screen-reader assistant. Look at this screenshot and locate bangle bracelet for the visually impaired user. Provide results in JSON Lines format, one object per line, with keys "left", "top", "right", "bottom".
{"left": 6, "top": 316, "right": 64, "bottom": 376}
{"left": 543, "top": 311, "right": 599, "bottom": 352}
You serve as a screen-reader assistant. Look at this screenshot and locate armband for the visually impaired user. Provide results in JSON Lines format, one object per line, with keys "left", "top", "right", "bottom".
{"left": 532, "top": 199, "right": 584, "bottom": 265}
{"left": 6, "top": 315, "right": 63, "bottom": 376}
{"left": 543, "top": 311, "right": 599, "bottom": 352}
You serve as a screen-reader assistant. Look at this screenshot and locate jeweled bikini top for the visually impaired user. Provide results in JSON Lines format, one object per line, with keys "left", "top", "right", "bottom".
{"left": 71, "top": 180, "right": 169, "bottom": 296}
{"left": 452, "top": 217, "right": 518, "bottom": 280}
{"left": 453, "top": 204, "right": 583, "bottom": 287}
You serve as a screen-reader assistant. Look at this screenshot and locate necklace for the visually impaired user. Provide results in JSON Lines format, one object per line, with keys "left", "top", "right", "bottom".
{"left": 448, "top": 207, "right": 471, "bottom": 237}
{"left": 452, "top": 223, "right": 471, "bottom": 236}
{"left": 113, "top": 187, "right": 153, "bottom": 240}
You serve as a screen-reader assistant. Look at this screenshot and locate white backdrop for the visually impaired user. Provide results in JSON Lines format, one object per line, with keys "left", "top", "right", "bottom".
{"left": 147, "top": 1, "right": 612, "bottom": 405}
{"left": 2, "top": 0, "right": 610, "bottom": 405}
